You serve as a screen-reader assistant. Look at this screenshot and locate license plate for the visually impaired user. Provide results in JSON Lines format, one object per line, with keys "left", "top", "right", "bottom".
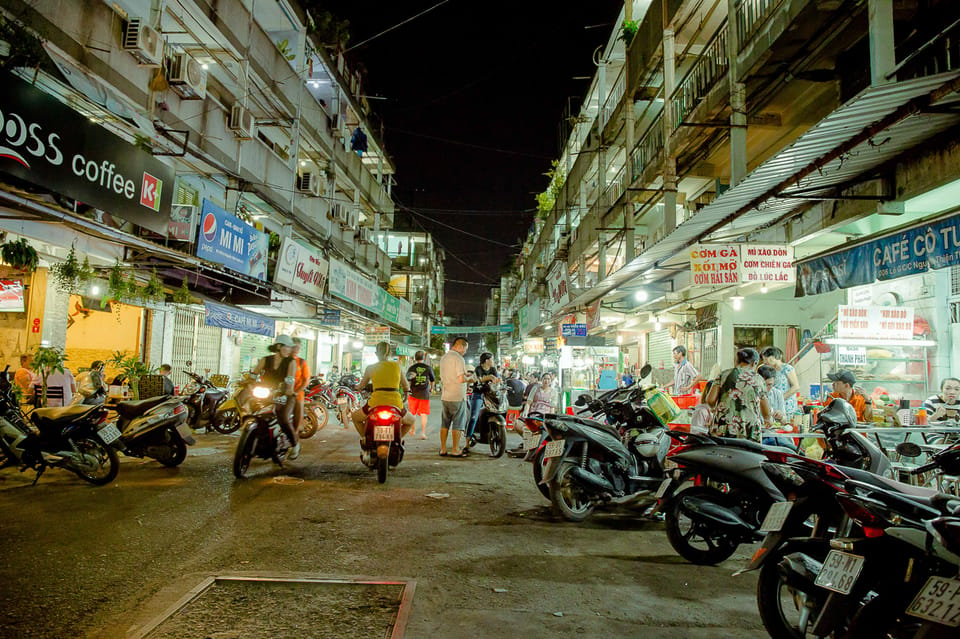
{"left": 374, "top": 425, "right": 394, "bottom": 441}
{"left": 523, "top": 431, "right": 539, "bottom": 451}
{"left": 337, "top": 397, "right": 348, "bottom": 405}
{"left": 544, "top": 438, "right": 564, "bottom": 458}
{"left": 176, "top": 423, "right": 193, "bottom": 438}
{"left": 906, "top": 576, "right": 960, "bottom": 627}
{"left": 98, "top": 423, "right": 121, "bottom": 445}
{"left": 814, "top": 550, "right": 865, "bottom": 594}
{"left": 759, "top": 501, "right": 794, "bottom": 533}
{"left": 654, "top": 478, "right": 672, "bottom": 500}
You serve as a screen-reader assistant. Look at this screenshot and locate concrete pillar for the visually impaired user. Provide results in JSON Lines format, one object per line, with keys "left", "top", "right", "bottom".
{"left": 662, "top": 28, "right": 677, "bottom": 233}
{"left": 598, "top": 234, "right": 607, "bottom": 280}
{"left": 578, "top": 254, "right": 586, "bottom": 289}
{"left": 727, "top": 0, "right": 747, "bottom": 186}
{"left": 869, "top": 0, "right": 896, "bottom": 84}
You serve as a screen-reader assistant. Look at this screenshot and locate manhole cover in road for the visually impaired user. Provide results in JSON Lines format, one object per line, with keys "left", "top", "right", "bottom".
{"left": 134, "top": 576, "right": 415, "bottom": 639}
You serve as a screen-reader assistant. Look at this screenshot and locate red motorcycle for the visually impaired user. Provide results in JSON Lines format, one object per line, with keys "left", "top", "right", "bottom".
{"left": 360, "top": 405, "right": 405, "bottom": 483}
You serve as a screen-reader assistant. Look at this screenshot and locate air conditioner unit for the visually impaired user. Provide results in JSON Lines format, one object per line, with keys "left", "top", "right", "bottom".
{"left": 357, "top": 227, "right": 372, "bottom": 244}
{"left": 123, "top": 18, "right": 163, "bottom": 67}
{"left": 337, "top": 206, "right": 350, "bottom": 227}
{"left": 348, "top": 210, "right": 359, "bottom": 230}
{"left": 167, "top": 52, "right": 206, "bottom": 100}
{"left": 327, "top": 201, "right": 341, "bottom": 221}
{"left": 228, "top": 104, "right": 255, "bottom": 139}
{"left": 296, "top": 172, "right": 323, "bottom": 197}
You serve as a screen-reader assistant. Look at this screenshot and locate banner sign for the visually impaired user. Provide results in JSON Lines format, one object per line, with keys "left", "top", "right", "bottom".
{"left": 796, "top": 212, "right": 960, "bottom": 296}
{"left": 690, "top": 245, "right": 741, "bottom": 286}
{"left": 519, "top": 301, "right": 538, "bottom": 336}
{"left": 546, "top": 263, "right": 571, "bottom": 313}
{"left": 561, "top": 323, "right": 587, "bottom": 337}
{"left": 319, "top": 308, "right": 341, "bottom": 326}
{"left": 544, "top": 337, "right": 558, "bottom": 355}
{"left": 838, "top": 305, "right": 914, "bottom": 340}
{"left": 523, "top": 338, "right": 544, "bottom": 354}
{"left": 365, "top": 325, "right": 390, "bottom": 346}
{"left": 328, "top": 257, "right": 377, "bottom": 312}
{"left": 204, "top": 301, "right": 274, "bottom": 337}
{"left": 274, "top": 237, "right": 328, "bottom": 299}
{"left": 168, "top": 204, "right": 197, "bottom": 242}
{"left": 196, "top": 199, "right": 268, "bottom": 280}
{"left": 430, "top": 324, "right": 514, "bottom": 335}
{"left": 740, "top": 245, "right": 795, "bottom": 284}
{"left": 376, "top": 288, "right": 412, "bottom": 330}
{"left": 0, "top": 72, "right": 174, "bottom": 234}
{"left": 838, "top": 346, "right": 868, "bottom": 367}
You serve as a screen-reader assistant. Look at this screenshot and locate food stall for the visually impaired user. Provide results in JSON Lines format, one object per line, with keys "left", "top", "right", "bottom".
{"left": 558, "top": 345, "right": 619, "bottom": 411}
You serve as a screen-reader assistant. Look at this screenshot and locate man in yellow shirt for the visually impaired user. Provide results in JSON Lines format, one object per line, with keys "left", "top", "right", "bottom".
{"left": 351, "top": 342, "right": 415, "bottom": 439}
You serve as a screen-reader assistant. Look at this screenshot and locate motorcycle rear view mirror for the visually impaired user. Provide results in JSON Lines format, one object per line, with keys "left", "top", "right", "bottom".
{"left": 639, "top": 364, "right": 652, "bottom": 380}
{"left": 895, "top": 442, "right": 922, "bottom": 458}
{"left": 575, "top": 393, "right": 592, "bottom": 406}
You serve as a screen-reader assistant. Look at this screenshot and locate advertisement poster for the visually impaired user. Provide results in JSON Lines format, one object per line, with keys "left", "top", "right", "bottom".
{"left": 837, "top": 305, "right": 914, "bottom": 340}
{"left": 204, "top": 301, "right": 274, "bottom": 337}
{"left": 328, "top": 257, "right": 377, "bottom": 312}
{"left": 274, "top": 237, "right": 329, "bottom": 299}
{"left": 319, "top": 308, "right": 341, "bottom": 326}
{"left": 690, "top": 245, "right": 741, "bottom": 286}
{"left": 546, "top": 263, "right": 571, "bottom": 314}
{"left": 365, "top": 326, "right": 390, "bottom": 346}
{"left": 196, "top": 199, "right": 268, "bottom": 280}
{"left": 167, "top": 204, "right": 198, "bottom": 242}
{"left": 561, "top": 323, "right": 587, "bottom": 337}
{"left": 0, "top": 280, "right": 25, "bottom": 312}
{"left": 739, "top": 245, "right": 794, "bottom": 284}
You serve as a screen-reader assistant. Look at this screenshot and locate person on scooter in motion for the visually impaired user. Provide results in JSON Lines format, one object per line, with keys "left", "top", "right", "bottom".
{"left": 252, "top": 334, "right": 300, "bottom": 460}
{"left": 351, "top": 342, "right": 416, "bottom": 460}
{"left": 466, "top": 352, "right": 499, "bottom": 441}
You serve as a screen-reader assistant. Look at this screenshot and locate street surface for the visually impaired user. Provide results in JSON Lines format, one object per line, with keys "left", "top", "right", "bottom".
{"left": 0, "top": 399, "right": 764, "bottom": 638}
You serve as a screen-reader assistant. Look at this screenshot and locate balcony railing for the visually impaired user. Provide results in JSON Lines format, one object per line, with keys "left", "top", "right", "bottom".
{"left": 600, "top": 68, "right": 626, "bottom": 130}
{"left": 604, "top": 164, "right": 627, "bottom": 207}
{"left": 892, "top": 16, "right": 960, "bottom": 81}
{"left": 631, "top": 114, "right": 664, "bottom": 180}
{"left": 671, "top": 22, "right": 729, "bottom": 131}
{"left": 736, "top": 0, "right": 785, "bottom": 50}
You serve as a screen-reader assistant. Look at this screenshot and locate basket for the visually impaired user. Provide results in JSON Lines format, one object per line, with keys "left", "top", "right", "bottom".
{"left": 673, "top": 394, "right": 699, "bottom": 409}
{"left": 647, "top": 389, "right": 681, "bottom": 426}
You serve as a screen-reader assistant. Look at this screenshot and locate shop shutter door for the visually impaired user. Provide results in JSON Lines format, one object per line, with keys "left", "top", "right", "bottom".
{"left": 171, "top": 307, "right": 222, "bottom": 388}
{"left": 647, "top": 329, "right": 674, "bottom": 386}
{"left": 698, "top": 328, "right": 718, "bottom": 380}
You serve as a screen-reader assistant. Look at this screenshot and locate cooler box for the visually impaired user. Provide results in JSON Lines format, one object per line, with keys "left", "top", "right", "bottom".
{"left": 647, "top": 390, "right": 681, "bottom": 426}
{"left": 672, "top": 394, "right": 698, "bottom": 409}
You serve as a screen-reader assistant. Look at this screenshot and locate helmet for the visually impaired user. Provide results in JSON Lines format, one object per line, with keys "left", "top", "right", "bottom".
{"left": 817, "top": 397, "right": 858, "bottom": 431}
{"left": 376, "top": 341, "right": 391, "bottom": 359}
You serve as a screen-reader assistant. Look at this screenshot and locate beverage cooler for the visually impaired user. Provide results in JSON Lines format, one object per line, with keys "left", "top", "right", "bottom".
{"left": 558, "top": 345, "right": 620, "bottom": 411}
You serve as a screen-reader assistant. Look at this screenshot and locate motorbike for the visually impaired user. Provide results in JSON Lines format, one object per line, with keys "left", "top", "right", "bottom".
{"left": 0, "top": 366, "right": 120, "bottom": 485}
{"left": 334, "top": 374, "right": 362, "bottom": 429}
{"left": 213, "top": 372, "right": 256, "bottom": 435}
{"left": 304, "top": 376, "right": 337, "bottom": 411}
{"left": 297, "top": 379, "right": 330, "bottom": 439}
{"left": 360, "top": 404, "right": 405, "bottom": 484}
{"left": 657, "top": 397, "right": 890, "bottom": 565}
{"left": 466, "top": 381, "right": 508, "bottom": 458}
{"left": 112, "top": 395, "right": 194, "bottom": 466}
{"left": 232, "top": 385, "right": 294, "bottom": 478}
{"left": 181, "top": 371, "right": 230, "bottom": 433}
{"left": 539, "top": 364, "right": 674, "bottom": 522}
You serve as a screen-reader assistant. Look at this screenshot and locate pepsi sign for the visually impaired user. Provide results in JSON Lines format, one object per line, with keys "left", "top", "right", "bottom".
{"left": 195, "top": 199, "right": 268, "bottom": 280}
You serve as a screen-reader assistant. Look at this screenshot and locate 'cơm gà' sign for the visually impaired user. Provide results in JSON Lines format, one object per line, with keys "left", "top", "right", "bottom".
{"left": 0, "top": 71, "right": 174, "bottom": 234}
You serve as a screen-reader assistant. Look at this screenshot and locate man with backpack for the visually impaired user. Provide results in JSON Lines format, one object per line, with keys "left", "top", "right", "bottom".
{"left": 406, "top": 351, "right": 434, "bottom": 439}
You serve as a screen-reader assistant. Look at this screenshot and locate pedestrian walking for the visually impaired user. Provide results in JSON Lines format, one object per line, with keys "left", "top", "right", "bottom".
{"left": 665, "top": 346, "right": 699, "bottom": 395}
{"left": 439, "top": 337, "right": 473, "bottom": 457}
{"left": 526, "top": 371, "right": 558, "bottom": 416}
{"left": 406, "top": 350, "right": 434, "bottom": 439}
{"left": 705, "top": 348, "right": 772, "bottom": 442}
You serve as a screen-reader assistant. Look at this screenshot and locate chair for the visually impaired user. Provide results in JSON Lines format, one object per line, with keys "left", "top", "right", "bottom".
{"left": 209, "top": 374, "right": 230, "bottom": 389}
{"left": 137, "top": 375, "right": 166, "bottom": 400}
{"left": 33, "top": 385, "right": 65, "bottom": 408}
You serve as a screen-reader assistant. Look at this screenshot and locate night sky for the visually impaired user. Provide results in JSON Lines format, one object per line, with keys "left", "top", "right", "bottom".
{"left": 321, "top": 1, "right": 624, "bottom": 323}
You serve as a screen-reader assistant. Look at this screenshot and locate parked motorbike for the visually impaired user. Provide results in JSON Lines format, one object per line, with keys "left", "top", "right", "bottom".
{"left": 214, "top": 372, "right": 257, "bottom": 435}
{"left": 113, "top": 395, "right": 193, "bottom": 466}
{"left": 334, "top": 375, "right": 362, "bottom": 429}
{"left": 360, "top": 404, "right": 406, "bottom": 483}
{"left": 0, "top": 367, "right": 119, "bottom": 485}
{"left": 182, "top": 371, "right": 230, "bottom": 433}
{"left": 304, "top": 377, "right": 337, "bottom": 411}
{"left": 232, "top": 385, "right": 294, "bottom": 478}
{"left": 466, "top": 381, "right": 508, "bottom": 458}
{"left": 297, "top": 380, "right": 330, "bottom": 440}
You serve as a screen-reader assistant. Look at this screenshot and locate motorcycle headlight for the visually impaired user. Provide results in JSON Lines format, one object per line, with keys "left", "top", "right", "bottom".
{"left": 252, "top": 386, "right": 271, "bottom": 399}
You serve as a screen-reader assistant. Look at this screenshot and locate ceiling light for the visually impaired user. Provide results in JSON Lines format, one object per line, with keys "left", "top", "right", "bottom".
{"left": 654, "top": 316, "right": 661, "bottom": 331}
{"left": 634, "top": 290, "right": 649, "bottom": 302}
{"left": 201, "top": 63, "right": 209, "bottom": 70}
{"left": 90, "top": 285, "right": 100, "bottom": 295}
{"left": 616, "top": 335, "right": 623, "bottom": 344}
{"left": 351, "top": 340, "right": 362, "bottom": 349}
{"left": 730, "top": 296, "right": 744, "bottom": 310}
{"left": 300, "top": 160, "right": 306, "bottom": 166}
{"left": 760, "top": 284, "right": 768, "bottom": 293}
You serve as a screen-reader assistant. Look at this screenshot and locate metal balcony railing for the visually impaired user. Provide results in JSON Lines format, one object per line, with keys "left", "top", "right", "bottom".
{"left": 631, "top": 114, "right": 664, "bottom": 180}
{"left": 600, "top": 68, "right": 626, "bottom": 130}
{"left": 671, "top": 22, "right": 729, "bottom": 131}
{"left": 736, "top": 0, "right": 785, "bottom": 50}
{"left": 892, "top": 16, "right": 960, "bottom": 81}
{"left": 604, "top": 164, "right": 627, "bottom": 207}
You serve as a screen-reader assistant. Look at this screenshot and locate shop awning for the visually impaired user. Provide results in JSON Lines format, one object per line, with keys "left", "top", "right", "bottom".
{"left": 567, "top": 71, "right": 960, "bottom": 309}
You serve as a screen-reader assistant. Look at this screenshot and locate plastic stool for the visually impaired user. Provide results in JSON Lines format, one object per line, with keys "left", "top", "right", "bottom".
{"left": 506, "top": 409, "right": 520, "bottom": 429}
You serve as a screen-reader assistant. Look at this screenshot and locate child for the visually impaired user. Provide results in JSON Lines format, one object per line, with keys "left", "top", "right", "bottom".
{"left": 689, "top": 380, "right": 714, "bottom": 434}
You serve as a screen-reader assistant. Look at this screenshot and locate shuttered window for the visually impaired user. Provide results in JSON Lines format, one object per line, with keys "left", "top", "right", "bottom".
{"left": 170, "top": 307, "right": 222, "bottom": 388}
{"left": 647, "top": 328, "right": 674, "bottom": 385}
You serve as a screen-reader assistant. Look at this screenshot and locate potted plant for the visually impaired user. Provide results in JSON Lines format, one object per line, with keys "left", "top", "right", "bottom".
{"left": 107, "top": 351, "right": 155, "bottom": 400}
{"left": 1, "top": 237, "right": 39, "bottom": 273}
{"left": 50, "top": 246, "right": 94, "bottom": 293}
{"left": 619, "top": 19, "right": 639, "bottom": 46}
{"left": 31, "top": 345, "right": 67, "bottom": 407}
{"left": 139, "top": 268, "right": 165, "bottom": 303}
{"left": 172, "top": 276, "right": 194, "bottom": 305}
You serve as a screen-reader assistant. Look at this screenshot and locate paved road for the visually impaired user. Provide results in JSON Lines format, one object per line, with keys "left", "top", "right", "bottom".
{"left": 0, "top": 399, "right": 765, "bottom": 638}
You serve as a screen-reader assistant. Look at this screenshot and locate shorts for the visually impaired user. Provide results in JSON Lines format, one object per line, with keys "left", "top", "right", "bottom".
{"left": 441, "top": 400, "right": 467, "bottom": 431}
{"left": 409, "top": 397, "right": 430, "bottom": 415}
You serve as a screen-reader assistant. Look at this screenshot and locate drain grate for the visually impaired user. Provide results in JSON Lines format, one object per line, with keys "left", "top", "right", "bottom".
{"left": 133, "top": 576, "right": 415, "bottom": 639}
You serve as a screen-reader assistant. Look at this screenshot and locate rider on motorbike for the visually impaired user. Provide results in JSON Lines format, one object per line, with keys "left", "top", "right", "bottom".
{"left": 351, "top": 342, "right": 415, "bottom": 457}
{"left": 252, "top": 334, "right": 300, "bottom": 460}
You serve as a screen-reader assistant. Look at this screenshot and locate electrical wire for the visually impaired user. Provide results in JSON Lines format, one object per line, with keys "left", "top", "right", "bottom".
{"left": 403, "top": 207, "right": 520, "bottom": 248}
{"left": 389, "top": 128, "right": 554, "bottom": 159}
{"left": 344, "top": 0, "right": 454, "bottom": 53}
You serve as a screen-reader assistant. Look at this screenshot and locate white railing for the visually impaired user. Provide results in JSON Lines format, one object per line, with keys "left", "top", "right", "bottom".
{"left": 600, "top": 68, "right": 626, "bottom": 130}
{"left": 631, "top": 114, "right": 664, "bottom": 180}
{"left": 671, "top": 22, "right": 729, "bottom": 131}
{"left": 736, "top": 0, "right": 784, "bottom": 50}
{"left": 604, "top": 164, "right": 627, "bottom": 207}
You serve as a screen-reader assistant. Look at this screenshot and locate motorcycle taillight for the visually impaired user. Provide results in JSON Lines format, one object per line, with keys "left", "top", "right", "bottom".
{"left": 173, "top": 403, "right": 186, "bottom": 415}
{"left": 836, "top": 494, "right": 893, "bottom": 537}
{"left": 375, "top": 410, "right": 395, "bottom": 422}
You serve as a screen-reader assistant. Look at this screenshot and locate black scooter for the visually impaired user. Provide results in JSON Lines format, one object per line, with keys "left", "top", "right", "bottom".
{"left": 182, "top": 371, "right": 229, "bottom": 433}
{"left": 467, "top": 381, "right": 508, "bottom": 458}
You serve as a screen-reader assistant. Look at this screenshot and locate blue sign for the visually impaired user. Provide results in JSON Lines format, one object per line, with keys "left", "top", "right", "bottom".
{"left": 430, "top": 324, "right": 514, "bottom": 335}
{"left": 797, "top": 212, "right": 960, "bottom": 296}
{"left": 196, "top": 199, "right": 268, "bottom": 280}
{"left": 204, "top": 301, "right": 275, "bottom": 337}
{"left": 561, "top": 323, "right": 587, "bottom": 337}
{"left": 320, "top": 308, "right": 341, "bottom": 326}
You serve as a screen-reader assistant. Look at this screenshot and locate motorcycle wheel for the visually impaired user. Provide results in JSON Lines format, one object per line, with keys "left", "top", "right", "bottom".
{"left": 664, "top": 486, "right": 739, "bottom": 565}
{"left": 233, "top": 425, "right": 259, "bottom": 478}
{"left": 186, "top": 404, "right": 199, "bottom": 429}
{"left": 377, "top": 453, "right": 388, "bottom": 484}
{"left": 299, "top": 404, "right": 327, "bottom": 439}
{"left": 531, "top": 448, "right": 550, "bottom": 500}
{"left": 156, "top": 431, "right": 187, "bottom": 467}
{"left": 489, "top": 423, "right": 506, "bottom": 458}
{"left": 211, "top": 407, "right": 241, "bottom": 434}
{"left": 549, "top": 460, "right": 595, "bottom": 522}
{"left": 71, "top": 437, "right": 120, "bottom": 485}
{"left": 757, "top": 546, "right": 832, "bottom": 639}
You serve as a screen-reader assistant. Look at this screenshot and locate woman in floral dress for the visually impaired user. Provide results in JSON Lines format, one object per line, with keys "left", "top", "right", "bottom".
{"left": 705, "top": 348, "right": 773, "bottom": 442}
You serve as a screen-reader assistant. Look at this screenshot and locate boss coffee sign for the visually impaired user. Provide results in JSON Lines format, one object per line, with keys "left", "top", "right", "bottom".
{"left": 0, "top": 72, "right": 173, "bottom": 234}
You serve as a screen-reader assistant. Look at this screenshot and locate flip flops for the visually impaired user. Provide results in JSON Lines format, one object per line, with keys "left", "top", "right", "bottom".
{"left": 438, "top": 450, "right": 448, "bottom": 456}
{"left": 449, "top": 450, "right": 469, "bottom": 457}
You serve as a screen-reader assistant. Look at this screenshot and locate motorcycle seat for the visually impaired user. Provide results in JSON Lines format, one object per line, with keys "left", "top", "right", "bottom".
{"left": 115, "top": 395, "right": 171, "bottom": 419}
{"left": 714, "top": 436, "right": 794, "bottom": 455}
{"left": 31, "top": 404, "right": 102, "bottom": 429}
{"left": 841, "top": 467, "right": 940, "bottom": 501}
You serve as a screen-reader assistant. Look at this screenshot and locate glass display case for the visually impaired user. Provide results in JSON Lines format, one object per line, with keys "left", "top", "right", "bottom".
{"left": 825, "top": 341, "right": 929, "bottom": 404}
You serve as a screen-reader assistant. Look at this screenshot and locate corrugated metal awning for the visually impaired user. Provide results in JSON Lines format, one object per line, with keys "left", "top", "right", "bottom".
{"left": 568, "top": 71, "right": 960, "bottom": 308}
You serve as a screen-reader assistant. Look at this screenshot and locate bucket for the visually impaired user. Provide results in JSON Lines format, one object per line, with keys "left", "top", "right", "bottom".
{"left": 673, "top": 394, "right": 699, "bottom": 409}
{"left": 647, "top": 389, "right": 681, "bottom": 426}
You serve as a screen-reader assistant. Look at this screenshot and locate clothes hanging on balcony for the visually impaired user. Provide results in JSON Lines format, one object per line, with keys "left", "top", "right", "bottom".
{"left": 350, "top": 127, "right": 368, "bottom": 156}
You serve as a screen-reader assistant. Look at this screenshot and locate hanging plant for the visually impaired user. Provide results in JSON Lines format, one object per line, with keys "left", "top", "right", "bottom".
{"left": 619, "top": 19, "right": 639, "bottom": 46}
{"left": 140, "top": 269, "right": 165, "bottom": 303}
{"left": 172, "top": 276, "right": 193, "bottom": 305}
{"left": 50, "top": 247, "right": 94, "bottom": 293}
{"left": 102, "top": 259, "right": 133, "bottom": 308}
{"left": 0, "top": 237, "right": 39, "bottom": 272}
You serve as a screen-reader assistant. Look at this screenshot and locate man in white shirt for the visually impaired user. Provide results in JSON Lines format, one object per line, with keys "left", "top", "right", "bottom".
{"left": 439, "top": 337, "right": 473, "bottom": 457}
{"left": 43, "top": 366, "right": 77, "bottom": 407}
